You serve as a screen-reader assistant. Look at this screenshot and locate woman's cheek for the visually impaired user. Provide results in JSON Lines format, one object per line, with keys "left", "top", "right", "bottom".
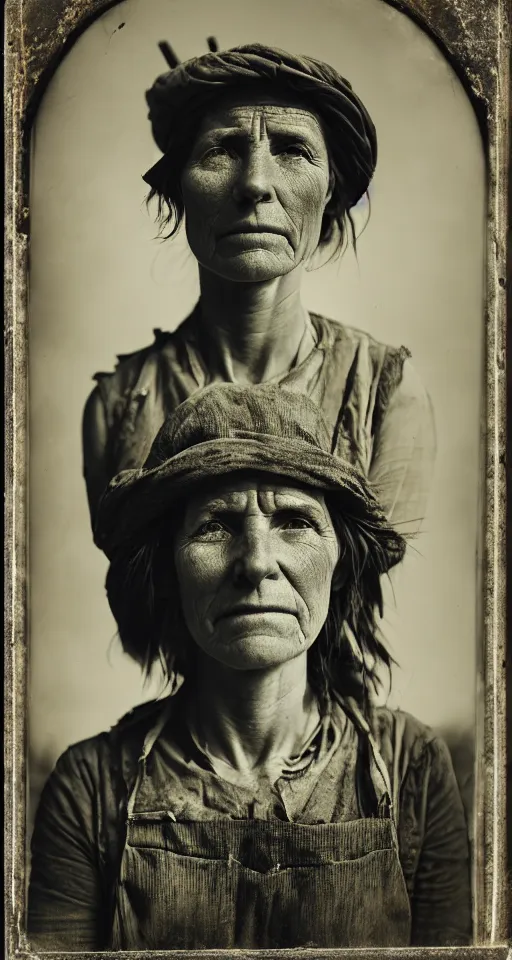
{"left": 280, "top": 199, "right": 326, "bottom": 259}
{"left": 283, "top": 540, "right": 337, "bottom": 610}
{"left": 175, "top": 545, "right": 223, "bottom": 640}
{"left": 179, "top": 543, "right": 227, "bottom": 592}
{"left": 183, "top": 166, "right": 233, "bottom": 208}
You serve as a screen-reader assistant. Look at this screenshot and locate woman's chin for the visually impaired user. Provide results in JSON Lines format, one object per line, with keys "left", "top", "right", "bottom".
{"left": 204, "top": 250, "right": 295, "bottom": 283}
{"left": 207, "top": 633, "right": 307, "bottom": 672}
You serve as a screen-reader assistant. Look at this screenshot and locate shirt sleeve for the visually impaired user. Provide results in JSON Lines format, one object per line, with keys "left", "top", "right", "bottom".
{"left": 409, "top": 735, "right": 472, "bottom": 945}
{"left": 369, "top": 359, "right": 436, "bottom": 535}
{"left": 27, "top": 743, "right": 108, "bottom": 951}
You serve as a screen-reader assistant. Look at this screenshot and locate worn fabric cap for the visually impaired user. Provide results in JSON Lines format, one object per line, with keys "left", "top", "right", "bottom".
{"left": 95, "top": 383, "right": 406, "bottom": 570}
{"left": 143, "top": 42, "right": 377, "bottom": 210}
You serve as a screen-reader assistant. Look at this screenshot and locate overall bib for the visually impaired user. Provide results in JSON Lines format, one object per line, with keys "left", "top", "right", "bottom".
{"left": 111, "top": 700, "right": 411, "bottom": 950}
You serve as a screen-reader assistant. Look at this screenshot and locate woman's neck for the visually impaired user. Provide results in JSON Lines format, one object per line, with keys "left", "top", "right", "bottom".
{"left": 197, "top": 266, "right": 314, "bottom": 384}
{"left": 190, "top": 653, "right": 319, "bottom": 775}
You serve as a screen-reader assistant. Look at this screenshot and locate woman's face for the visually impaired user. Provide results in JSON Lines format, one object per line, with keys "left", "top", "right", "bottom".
{"left": 181, "top": 92, "right": 332, "bottom": 283}
{"left": 173, "top": 474, "right": 340, "bottom": 672}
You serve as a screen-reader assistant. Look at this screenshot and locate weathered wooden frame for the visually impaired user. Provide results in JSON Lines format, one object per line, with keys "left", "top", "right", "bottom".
{"left": 4, "top": 0, "right": 510, "bottom": 957}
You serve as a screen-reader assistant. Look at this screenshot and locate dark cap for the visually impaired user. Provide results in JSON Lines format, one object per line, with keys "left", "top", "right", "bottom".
{"left": 95, "top": 383, "right": 405, "bottom": 572}
{"left": 143, "top": 42, "right": 377, "bottom": 210}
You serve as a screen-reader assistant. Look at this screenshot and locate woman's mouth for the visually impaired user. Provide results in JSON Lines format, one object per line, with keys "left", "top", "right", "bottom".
{"left": 215, "top": 605, "right": 295, "bottom": 623}
{"left": 218, "top": 225, "right": 290, "bottom": 245}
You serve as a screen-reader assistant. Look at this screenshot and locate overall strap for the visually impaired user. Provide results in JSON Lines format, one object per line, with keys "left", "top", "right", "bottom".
{"left": 103, "top": 698, "right": 172, "bottom": 946}
{"left": 104, "top": 696, "right": 176, "bottom": 891}
{"left": 390, "top": 710, "right": 408, "bottom": 827}
{"left": 337, "top": 695, "right": 396, "bottom": 826}
{"left": 126, "top": 698, "right": 175, "bottom": 817}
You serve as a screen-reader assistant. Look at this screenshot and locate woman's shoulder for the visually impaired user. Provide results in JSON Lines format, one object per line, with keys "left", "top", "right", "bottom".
{"left": 368, "top": 706, "right": 447, "bottom": 772}
{"left": 311, "top": 313, "right": 415, "bottom": 414}
{"left": 311, "top": 312, "right": 411, "bottom": 360}
{"left": 369, "top": 706, "right": 438, "bottom": 762}
{"left": 52, "top": 698, "right": 168, "bottom": 786}
{"left": 92, "top": 317, "right": 194, "bottom": 398}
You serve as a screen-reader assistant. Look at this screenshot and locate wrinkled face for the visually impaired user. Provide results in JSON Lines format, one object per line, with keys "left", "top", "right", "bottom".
{"left": 173, "top": 474, "right": 340, "bottom": 672}
{"left": 181, "top": 93, "right": 332, "bottom": 282}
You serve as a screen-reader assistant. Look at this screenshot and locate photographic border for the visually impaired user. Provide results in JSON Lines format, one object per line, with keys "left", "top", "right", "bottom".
{"left": 4, "top": 0, "right": 510, "bottom": 956}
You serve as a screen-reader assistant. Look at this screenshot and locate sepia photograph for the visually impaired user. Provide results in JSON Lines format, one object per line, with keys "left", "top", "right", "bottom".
{"left": 4, "top": 0, "right": 509, "bottom": 955}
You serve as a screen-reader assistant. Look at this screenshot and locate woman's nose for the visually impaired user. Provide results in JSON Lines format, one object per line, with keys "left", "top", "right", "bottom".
{"left": 233, "top": 527, "right": 280, "bottom": 587}
{"left": 232, "top": 144, "right": 274, "bottom": 205}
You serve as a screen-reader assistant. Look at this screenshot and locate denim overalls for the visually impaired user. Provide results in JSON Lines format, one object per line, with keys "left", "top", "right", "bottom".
{"left": 110, "top": 697, "right": 411, "bottom": 950}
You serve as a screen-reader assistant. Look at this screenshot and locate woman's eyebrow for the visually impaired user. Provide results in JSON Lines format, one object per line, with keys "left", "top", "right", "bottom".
{"left": 192, "top": 492, "right": 327, "bottom": 516}
{"left": 195, "top": 128, "right": 248, "bottom": 146}
{"left": 195, "top": 497, "right": 243, "bottom": 514}
{"left": 271, "top": 496, "right": 326, "bottom": 517}
{"left": 197, "top": 121, "right": 321, "bottom": 146}
{"left": 271, "top": 131, "right": 317, "bottom": 147}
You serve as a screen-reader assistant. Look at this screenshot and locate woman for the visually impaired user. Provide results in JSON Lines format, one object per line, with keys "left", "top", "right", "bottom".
{"left": 83, "top": 41, "right": 435, "bottom": 535}
{"left": 31, "top": 384, "right": 470, "bottom": 951}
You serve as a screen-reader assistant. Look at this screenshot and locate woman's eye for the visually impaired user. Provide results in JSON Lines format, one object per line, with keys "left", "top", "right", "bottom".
{"left": 204, "top": 146, "right": 233, "bottom": 161}
{"left": 280, "top": 516, "right": 314, "bottom": 531}
{"left": 196, "top": 520, "right": 230, "bottom": 539}
{"left": 279, "top": 144, "right": 310, "bottom": 159}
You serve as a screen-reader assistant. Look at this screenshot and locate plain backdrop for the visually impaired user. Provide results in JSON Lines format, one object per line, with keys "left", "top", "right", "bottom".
{"left": 28, "top": 0, "right": 485, "bottom": 830}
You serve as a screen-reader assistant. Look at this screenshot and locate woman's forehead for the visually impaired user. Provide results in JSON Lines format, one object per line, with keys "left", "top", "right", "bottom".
{"left": 186, "top": 474, "right": 328, "bottom": 511}
{"left": 196, "top": 91, "right": 325, "bottom": 138}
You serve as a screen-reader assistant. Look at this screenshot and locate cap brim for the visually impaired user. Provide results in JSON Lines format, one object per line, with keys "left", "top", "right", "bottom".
{"left": 95, "top": 436, "right": 405, "bottom": 571}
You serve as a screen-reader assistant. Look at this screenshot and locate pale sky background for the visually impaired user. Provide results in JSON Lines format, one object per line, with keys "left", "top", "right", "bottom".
{"left": 28, "top": 0, "right": 485, "bottom": 823}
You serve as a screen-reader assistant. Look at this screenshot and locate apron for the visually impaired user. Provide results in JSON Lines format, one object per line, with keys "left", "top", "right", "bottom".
{"left": 111, "top": 699, "right": 411, "bottom": 950}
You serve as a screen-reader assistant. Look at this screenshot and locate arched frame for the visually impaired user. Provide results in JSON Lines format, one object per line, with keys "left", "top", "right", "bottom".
{"left": 4, "top": 0, "right": 510, "bottom": 957}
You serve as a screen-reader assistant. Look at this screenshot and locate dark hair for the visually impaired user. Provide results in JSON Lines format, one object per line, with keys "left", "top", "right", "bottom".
{"left": 146, "top": 85, "right": 363, "bottom": 258}
{"left": 106, "top": 493, "right": 395, "bottom": 712}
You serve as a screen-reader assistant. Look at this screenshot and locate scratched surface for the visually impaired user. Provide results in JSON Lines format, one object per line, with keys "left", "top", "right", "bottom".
{"left": 14, "top": 0, "right": 501, "bottom": 119}
{"left": 4, "top": 0, "right": 510, "bottom": 958}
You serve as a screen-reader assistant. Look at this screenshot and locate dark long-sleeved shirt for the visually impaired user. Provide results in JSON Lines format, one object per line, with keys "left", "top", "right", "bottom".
{"left": 28, "top": 698, "right": 472, "bottom": 951}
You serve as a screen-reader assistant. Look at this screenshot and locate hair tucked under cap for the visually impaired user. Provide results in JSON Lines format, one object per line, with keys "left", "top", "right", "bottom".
{"left": 99, "top": 384, "right": 405, "bottom": 709}
{"left": 143, "top": 42, "right": 377, "bottom": 212}
{"left": 96, "top": 383, "right": 404, "bottom": 567}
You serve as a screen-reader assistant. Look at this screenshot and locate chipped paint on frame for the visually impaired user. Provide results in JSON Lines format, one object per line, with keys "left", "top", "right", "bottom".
{"left": 4, "top": 0, "right": 510, "bottom": 956}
